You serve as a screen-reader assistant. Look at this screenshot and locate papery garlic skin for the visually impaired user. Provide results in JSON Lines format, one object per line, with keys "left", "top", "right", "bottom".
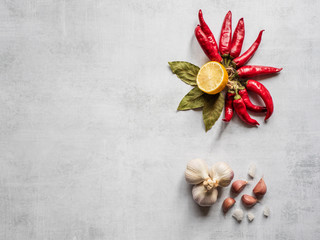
{"left": 263, "top": 206, "right": 270, "bottom": 217}
{"left": 192, "top": 184, "right": 218, "bottom": 207}
{"left": 248, "top": 163, "right": 256, "bottom": 178}
{"left": 185, "top": 159, "right": 210, "bottom": 185}
{"left": 232, "top": 208, "right": 244, "bottom": 222}
{"left": 211, "top": 162, "right": 234, "bottom": 187}
{"left": 247, "top": 212, "right": 255, "bottom": 222}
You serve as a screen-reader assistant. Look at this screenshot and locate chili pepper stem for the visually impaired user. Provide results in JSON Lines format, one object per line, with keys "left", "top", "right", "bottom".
{"left": 234, "top": 87, "right": 239, "bottom": 97}
{"left": 223, "top": 58, "right": 227, "bottom": 67}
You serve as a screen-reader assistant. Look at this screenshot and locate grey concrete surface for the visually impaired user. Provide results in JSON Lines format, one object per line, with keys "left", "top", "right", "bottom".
{"left": 0, "top": 0, "right": 319, "bottom": 239}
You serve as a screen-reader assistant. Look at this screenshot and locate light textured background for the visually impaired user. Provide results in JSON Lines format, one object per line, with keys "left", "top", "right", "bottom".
{"left": 0, "top": 0, "right": 319, "bottom": 239}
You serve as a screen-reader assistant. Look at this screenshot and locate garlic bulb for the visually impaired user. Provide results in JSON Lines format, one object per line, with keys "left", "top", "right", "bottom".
{"left": 211, "top": 162, "right": 234, "bottom": 187}
{"left": 185, "top": 159, "right": 210, "bottom": 185}
{"left": 192, "top": 184, "right": 218, "bottom": 207}
{"left": 185, "top": 159, "right": 234, "bottom": 207}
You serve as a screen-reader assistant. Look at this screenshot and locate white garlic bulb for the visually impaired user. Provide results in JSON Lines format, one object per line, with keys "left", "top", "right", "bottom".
{"left": 185, "top": 158, "right": 210, "bottom": 185}
{"left": 192, "top": 184, "right": 218, "bottom": 207}
{"left": 211, "top": 162, "right": 234, "bottom": 187}
{"left": 185, "top": 159, "right": 234, "bottom": 207}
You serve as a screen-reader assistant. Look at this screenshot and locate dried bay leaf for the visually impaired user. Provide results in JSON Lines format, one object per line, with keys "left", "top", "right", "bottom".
{"left": 202, "top": 92, "right": 224, "bottom": 131}
{"left": 177, "top": 87, "right": 205, "bottom": 110}
{"left": 168, "top": 61, "right": 199, "bottom": 86}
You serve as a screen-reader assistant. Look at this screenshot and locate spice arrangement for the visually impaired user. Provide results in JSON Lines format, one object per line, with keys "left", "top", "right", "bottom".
{"left": 169, "top": 10, "right": 282, "bottom": 131}
{"left": 185, "top": 160, "right": 270, "bottom": 222}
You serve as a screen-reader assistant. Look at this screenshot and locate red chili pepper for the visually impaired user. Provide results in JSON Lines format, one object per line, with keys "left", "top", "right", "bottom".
{"left": 233, "top": 93, "right": 259, "bottom": 126}
{"left": 198, "top": 10, "right": 222, "bottom": 62}
{"left": 245, "top": 80, "right": 273, "bottom": 121}
{"left": 219, "top": 11, "right": 232, "bottom": 56}
{"left": 238, "top": 88, "right": 266, "bottom": 112}
{"left": 230, "top": 18, "right": 245, "bottom": 58}
{"left": 237, "top": 65, "right": 283, "bottom": 78}
{"left": 222, "top": 91, "right": 235, "bottom": 122}
{"left": 195, "top": 25, "right": 222, "bottom": 62}
{"left": 233, "top": 30, "right": 264, "bottom": 67}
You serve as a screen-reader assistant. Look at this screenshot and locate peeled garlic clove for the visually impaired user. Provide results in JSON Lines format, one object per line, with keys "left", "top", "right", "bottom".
{"left": 231, "top": 180, "right": 248, "bottom": 194}
{"left": 222, "top": 197, "right": 236, "bottom": 213}
{"left": 263, "top": 206, "right": 270, "bottom": 217}
{"left": 247, "top": 212, "right": 255, "bottom": 222}
{"left": 211, "top": 162, "right": 234, "bottom": 187}
{"left": 253, "top": 178, "right": 267, "bottom": 197}
{"left": 192, "top": 184, "right": 218, "bottom": 207}
{"left": 241, "top": 194, "right": 257, "bottom": 207}
{"left": 248, "top": 163, "right": 256, "bottom": 178}
{"left": 185, "top": 159, "right": 210, "bottom": 185}
{"left": 232, "top": 208, "right": 244, "bottom": 222}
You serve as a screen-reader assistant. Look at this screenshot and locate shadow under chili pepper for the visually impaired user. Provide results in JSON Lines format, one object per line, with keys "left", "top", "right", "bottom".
{"left": 189, "top": 33, "right": 208, "bottom": 64}
{"left": 248, "top": 111, "right": 268, "bottom": 119}
{"left": 240, "top": 72, "right": 282, "bottom": 81}
{"left": 245, "top": 93, "right": 265, "bottom": 107}
{"left": 215, "top": 122, "right": 227, "bottom": 140}
{"left": 233, "top": 114, "right": 260, "bottom": 128}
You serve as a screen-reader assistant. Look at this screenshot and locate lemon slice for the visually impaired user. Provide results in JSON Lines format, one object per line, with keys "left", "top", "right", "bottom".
{"left": 196, "top": 61, "right": 228, "bottom": 95}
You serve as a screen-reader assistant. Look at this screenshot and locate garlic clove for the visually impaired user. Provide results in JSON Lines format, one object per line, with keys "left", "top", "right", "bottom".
{"left": 211, "top": 162, "right": 234, "bottom": 187}
{"left": 241, "top": 194, "right": 257, "bottom": 207}
{"left": 185, "top": 159, "right": 210, "bottom": 185}
{"left": 222, "top": 197, "right": 236, "bottom": 213}
{"left": 253, "top": 178, "right": 267, "bottom": 198}
{"left": 248, "top": 163, "right": 256, "bottom": 178}
{"left": 232, "top": 208, "right": 244, "bottom": 222}
{"left": 192, "top": 184, "right": 218, "bottom": 207}
{"left": 231, "top": 180, "right": 248, "bottom": 194}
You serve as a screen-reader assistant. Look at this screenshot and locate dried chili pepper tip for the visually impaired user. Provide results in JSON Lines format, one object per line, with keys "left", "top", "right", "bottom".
{"left": 245, "top": 80, "right": 273, "bottom": 121}
{"left": 219, "top": 11, "right": 232, "bottom": 56}
{"left": 195, "top": 11, "right": 222, "bottom": 62}
{"left": 198, "top": 9, "right": 204, "bottom": 19}
{"left": 233, "top": 30, "right": 264, "bottom": 68}
{"left": 233, "top": 94, "right": 260, "bottom": 126}
{"left": 237, "top": 66, "right": 283, "bottom": 78}
{"left": 230, "top": 18, "right": 245, "bottom": 58}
